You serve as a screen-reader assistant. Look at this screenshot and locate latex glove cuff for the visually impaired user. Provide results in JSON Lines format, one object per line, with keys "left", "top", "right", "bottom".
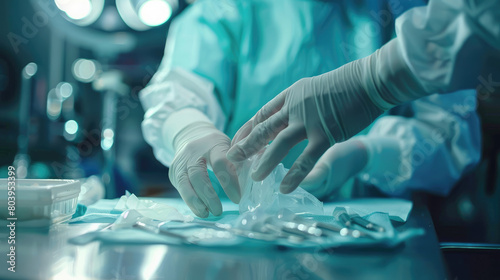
{"left": 364, "top": 39, "right": 430, "bottom": 110}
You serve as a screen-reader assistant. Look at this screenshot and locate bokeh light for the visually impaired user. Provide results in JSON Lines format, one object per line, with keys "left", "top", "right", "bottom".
{"left": 138, "top": 0, "right": 172, "bottom": 27}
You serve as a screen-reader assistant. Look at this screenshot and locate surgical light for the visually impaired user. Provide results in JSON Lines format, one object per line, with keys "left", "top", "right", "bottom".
{"left": 55, "top": 0, "right": 92, "bottom": 20}
{"left": 54, "top": 0, "right": 105, "bottom": 26}
{"left": 138, "top": 0, "right": 172, "bottom": 27}
{"left": 116, "top": 0, "right": 178, "bottom": 31}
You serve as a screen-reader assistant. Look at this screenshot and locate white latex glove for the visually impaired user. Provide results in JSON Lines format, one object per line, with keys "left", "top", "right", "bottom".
{"left": 227, "top": 39, "right": 427, "bottom": 194}
{"left": 300, "top": 139, "right": 368, "bottom": 200}
{"left": 169, "top": 122, "right": 241, "bottom": 218}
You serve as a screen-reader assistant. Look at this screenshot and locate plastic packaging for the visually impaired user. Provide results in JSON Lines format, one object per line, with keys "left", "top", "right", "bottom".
{"left": 77, "top": 175, "right": 105, "bottom": 206}
{"left": 114, "top": 191, "right": 193, "bottom": 222}
{"left": 237, "top": 152, "right": 324, "bottom": 215}
{"left": 0, "top": 179, "right": 81, "bottom": 225}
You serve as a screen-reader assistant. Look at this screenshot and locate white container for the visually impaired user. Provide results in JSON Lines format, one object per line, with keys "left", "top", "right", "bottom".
{"left": 0, "top": 179, "right": 81, "bottom": 225}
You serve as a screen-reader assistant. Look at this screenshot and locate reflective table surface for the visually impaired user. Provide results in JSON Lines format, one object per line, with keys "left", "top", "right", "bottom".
{"left": 0, "top": 203, "right": 447, "bottom": 280}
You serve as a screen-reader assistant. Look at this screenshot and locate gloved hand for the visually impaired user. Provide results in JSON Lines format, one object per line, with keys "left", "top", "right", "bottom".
{"left": 300, "top": 139, "right": 368, "bottom": 200}
{"left": 169, "top": 122, "right": 241, "bottom": 218}
{"left": 227, "top": 39, "right": 427, "bottom": 194}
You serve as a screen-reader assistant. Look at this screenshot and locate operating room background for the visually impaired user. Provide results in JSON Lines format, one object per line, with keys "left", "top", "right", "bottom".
{"left": 0, "top": 0, "right": 187, "bottom": 198}
{"left": 0, "top": 0, "right": 499, "bottom": 247}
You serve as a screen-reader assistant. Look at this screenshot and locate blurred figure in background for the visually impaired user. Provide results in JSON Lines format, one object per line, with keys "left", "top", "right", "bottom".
{"left": 139, "top": 0, "right": 480, "bottom": 217}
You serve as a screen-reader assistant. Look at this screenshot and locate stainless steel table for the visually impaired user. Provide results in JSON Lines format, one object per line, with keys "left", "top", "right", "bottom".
{"left": 0, "top": 203, "right": 447, "bottom": 280}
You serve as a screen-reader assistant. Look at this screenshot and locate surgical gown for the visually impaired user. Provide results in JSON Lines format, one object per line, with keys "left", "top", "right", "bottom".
{"left": 140, "top": 0, "right": 481, "bottom": 196}
{"left": 394, "top": 0, "right": 500, "bottom": 94}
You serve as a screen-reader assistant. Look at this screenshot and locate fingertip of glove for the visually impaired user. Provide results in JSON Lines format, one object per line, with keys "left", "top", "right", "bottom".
{"left": 193, "top": 206, "right": 209, "bottom": 218}
{"left": 280, "top": 178, "right": 299, "bottom": 194}
{"left": 250, "top": 170, "right": 264, "bottom": 182}
{"left": 212, "top": 208, "right": 223, "bottom": 217}
{"left": 280, "top": 185, "right": 294, "bottom": 194}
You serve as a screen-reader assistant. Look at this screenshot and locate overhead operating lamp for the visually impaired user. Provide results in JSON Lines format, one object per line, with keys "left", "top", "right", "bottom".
{"left": 54, "top": 0, "right": 105, "bottom": 26}
{"left": 116, "top": 0, "right": 179, "bottom": 31}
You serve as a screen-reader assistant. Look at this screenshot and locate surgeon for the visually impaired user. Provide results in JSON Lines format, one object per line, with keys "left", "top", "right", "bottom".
{"left": 228, "top": 0, "right": 499, "bottom": 195}
{"left": 140, "top": 0, "right": 481, "bottom": 217}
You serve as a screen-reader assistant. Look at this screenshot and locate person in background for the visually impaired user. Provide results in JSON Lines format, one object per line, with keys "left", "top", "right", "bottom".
{"left": 140, "top": 0, "right": 481, "bottom": 217}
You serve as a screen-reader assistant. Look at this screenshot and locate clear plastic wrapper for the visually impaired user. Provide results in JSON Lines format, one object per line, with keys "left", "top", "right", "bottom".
{"left": 237, "top": 152, "right": 324, "bottom": 216}
{"left": 114, "top": 191, "right": 193, "bottom": 222}
{"left": 77, "top": 175, "right": 105, "bottom": 206}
